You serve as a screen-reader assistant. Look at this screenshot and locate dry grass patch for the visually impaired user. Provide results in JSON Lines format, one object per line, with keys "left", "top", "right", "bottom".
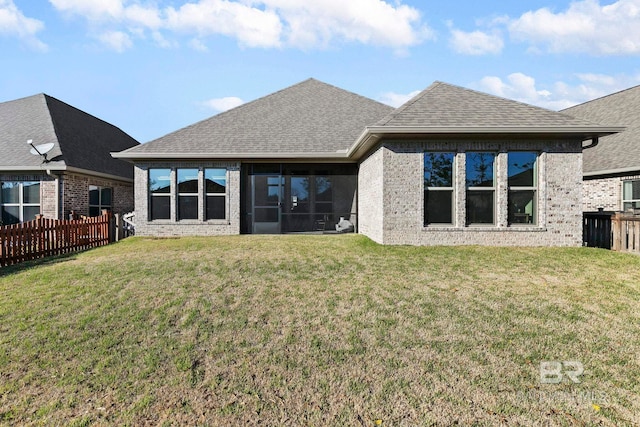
{"left": 0, "top": 235, "right": 639, "bottom": 425}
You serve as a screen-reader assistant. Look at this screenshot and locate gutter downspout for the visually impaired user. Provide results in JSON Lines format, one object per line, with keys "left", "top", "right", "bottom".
{"left": 583, "top": 137, "right": 599, "bottom": 150}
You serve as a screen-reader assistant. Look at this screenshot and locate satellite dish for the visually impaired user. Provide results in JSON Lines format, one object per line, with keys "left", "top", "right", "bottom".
{"left": 27, "top": 140, "right": 55, "bottom": 163}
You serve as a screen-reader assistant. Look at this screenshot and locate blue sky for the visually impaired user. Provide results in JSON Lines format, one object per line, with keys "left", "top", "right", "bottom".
{"left": 1, "top": 0, "right": 639, "bottom": 143}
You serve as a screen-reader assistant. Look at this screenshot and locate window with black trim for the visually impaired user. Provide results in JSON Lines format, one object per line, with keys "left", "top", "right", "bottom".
{"left": 177, "top": 168, "right": 199, "bottom": 220}
{"left": 205, "top": 168, "right": 226, "bottom": 220}
{"left": 508, "top": 152, "right": 537, "bottom": 225}
{"left": 1, "top": 181, "right": 40, "bottom": 225}
{"left": 424, "top": 152, "right": 455, "bottom": 225}
{"left": 466, "top": 152, "right": 496, "bottom": 225}
{"left": 149, "top": 169, "right": 171, "bottom": 220}
{"left": 89, "top": 185, "right": 112, "bottom": 216}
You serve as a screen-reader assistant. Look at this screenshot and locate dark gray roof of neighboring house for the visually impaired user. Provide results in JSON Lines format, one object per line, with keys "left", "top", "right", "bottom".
{"left": 116, "top": 78, "right": 395, "bottom": 159}
{"left": 562, "top": 85, "right": 640, "bottom": 176}
{"left": 376, "top": 81, "right": 604, "bottom": 128}
{"left": 0, "top": 93, "right": 139, "bottom": 179}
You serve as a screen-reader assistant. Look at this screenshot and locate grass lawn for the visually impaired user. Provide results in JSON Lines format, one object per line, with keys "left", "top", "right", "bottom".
{"left": 0, "top": 235, "right": 639, "bottom": 426}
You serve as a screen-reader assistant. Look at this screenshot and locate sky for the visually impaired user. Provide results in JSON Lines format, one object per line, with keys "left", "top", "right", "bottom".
{"left": 1, "top": 0, "right": 640, "bottom": 144}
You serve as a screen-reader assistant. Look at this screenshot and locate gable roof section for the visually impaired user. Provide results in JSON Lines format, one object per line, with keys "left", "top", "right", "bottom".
{"left": 0, "top": 94, "right": 139, "bottom": 179}
{"left": 349, "top": 82, "right": 623, "bottom": 158}
{"left": 562, "top": 84, "right": 640, "bottom": 176}
{"left": 115, "top": 78, "right": 395, "bottom": 160}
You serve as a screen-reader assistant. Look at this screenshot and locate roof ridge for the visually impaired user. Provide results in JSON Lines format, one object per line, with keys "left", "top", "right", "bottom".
{"left": 376, "top": 82, "right": 442, "bottom": 126}
{"left": 0, "top": 92, "right": 47, "bottom": 106}
{"left": 562, "top": 83, "right": 640, "bottom": 112}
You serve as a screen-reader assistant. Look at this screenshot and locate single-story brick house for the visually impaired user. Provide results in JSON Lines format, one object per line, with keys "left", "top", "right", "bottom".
{"left": 0, "top": 94, "right": 139, "bottom": 225}
{"left": 113, "top": 79, "right": 621, "bottom": 246}
{"left": 562, "top": 84, "right": 640, "bottom": 212}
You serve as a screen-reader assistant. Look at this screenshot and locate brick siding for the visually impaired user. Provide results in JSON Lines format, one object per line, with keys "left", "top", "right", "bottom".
{"left": 357, "top": 138, "right": 584, "bottom": 246}
{"left": 133, "top": 162, "right": 241, "bottom": 237}
{"left": 61, "top": 172, "right": 134, "bottom": 218}
{"left": 582, "top": 175, "right": 640, "bottom": 212}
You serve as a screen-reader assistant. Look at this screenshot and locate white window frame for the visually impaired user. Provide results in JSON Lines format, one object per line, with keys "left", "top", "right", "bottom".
{"left": 1, "top": 181, "right": 40, "bottom": 224}
{"left": 622, "top": 180, "right": 640, "bottom": 211}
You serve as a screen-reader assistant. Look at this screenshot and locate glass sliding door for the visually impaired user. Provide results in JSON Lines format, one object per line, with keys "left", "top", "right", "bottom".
{"left": 252, "top": 175, "right": 283, "bottom": 234}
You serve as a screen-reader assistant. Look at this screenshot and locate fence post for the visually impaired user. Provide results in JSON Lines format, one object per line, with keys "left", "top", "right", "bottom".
{"left": 116, "top": 213, "right": 122, "bottom": 242}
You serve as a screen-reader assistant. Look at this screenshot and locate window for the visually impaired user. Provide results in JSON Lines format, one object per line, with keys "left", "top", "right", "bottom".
{"left": 177, "top": 169, "right": 199, "bottom": 220}
{"left": 1, "top": 181, "right": 40, "bottom": 225}
{"left": 205, "top": 168, "right": 227, "bottom": 220}
{"left": 508, "top": 152, "right": 537, "bottom": 225}
{"left": 424, "top": 152, "right": 455, "bottom": 225}
{"left": 466, "top": 152, "right": 495, "bottom": 225}
{"left": 149, "top": 169, "right": 171, "bottom": 220}
{"left": 89, "top": 186, "right": 112, "bottom": 216}
{"left": 623, "top": 181, "right": 640, "bottom": 211}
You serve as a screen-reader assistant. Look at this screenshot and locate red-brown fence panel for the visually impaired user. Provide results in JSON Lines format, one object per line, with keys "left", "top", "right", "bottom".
{"left": 0, "top": 213, "right": 113, "bottom": 268}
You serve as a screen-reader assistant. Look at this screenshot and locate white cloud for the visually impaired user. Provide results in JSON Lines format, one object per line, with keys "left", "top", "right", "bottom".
{"left": 165, "top": 0, "right": 282, "bottom": 48}
{"left": 508, "top": 0, "right": 640, "bottom": 55}
{"left": 98, "top": 30, "right": 132, "bottom": 52}
{"left": 50, "top": 0, "right": 125, "bottom": 21}
{"left": 262, "top": 0, "right": 432, "bottom": 49}
{"left": 151, "top": 31, "right": 177, "bottom": 49}
{"left": 378, "top": 90, "right": 421, "bottom": 107}
{"left": 188, "top": 38, "right": 208, "bottom": 51}
{"left": 202, "top": 96, "right": 244, "bottom": 112}
{"left": 476, "top": 72, "right": 640, "bottom": 110}
{"left": 48, "top": 0, "right": 431, "bottom": 52}
{"left": 0, "top": 0, "right": 47, "bottom": 51}
{"left": 124, "top": 4, "right": 163, "bottom": 29}
{"left": 449, "top": 28, "right": 503, "bottom": 55}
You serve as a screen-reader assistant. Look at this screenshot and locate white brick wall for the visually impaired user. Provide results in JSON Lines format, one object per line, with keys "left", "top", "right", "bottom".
{"left": 582, "top": 172, "right": 640, "bottom": 212}
{"left": 134, "top": 162, "right": 241, "bottom": 237}
{"left": 358, "top": 138, "right": 584, "bottom": 246}
{"left": 358, "top": 148, "right": 385, "bottom": 243}
{"left": 128, "top": 137, "right": 589, "bottom": 246}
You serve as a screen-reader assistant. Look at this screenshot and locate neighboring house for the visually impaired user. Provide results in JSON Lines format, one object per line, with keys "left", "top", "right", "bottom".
{"left": 0, "top": 94, "right": 140, "bottom": 225}
{"left": 562, "top": 85, "right": 640, "bottom": 212}
{"left": 114, "top": 78, "right": 621, "bottom": 246}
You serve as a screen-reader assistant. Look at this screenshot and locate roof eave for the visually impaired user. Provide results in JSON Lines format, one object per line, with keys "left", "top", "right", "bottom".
{"left": 111, "top": 151, "right": 351, "bottom": 161}
{"left": 584, "top": 165, "right": 640, "bottom": 178}
{"left": 0, "top": 164, "right": 67, "bottom": 172}
{"left": 347, "top": 125, "right": 625, "bottom": 159}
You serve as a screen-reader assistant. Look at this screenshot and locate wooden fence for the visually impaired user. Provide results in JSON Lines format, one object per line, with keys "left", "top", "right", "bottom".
{"left": 584, "top": 211, "right": 640, "bottom": 254}
{"left": 1, "top": 213, "right": 112, "bottom": 267}
{"left": 612, "top": 214, "right": 640, "bottom": 253}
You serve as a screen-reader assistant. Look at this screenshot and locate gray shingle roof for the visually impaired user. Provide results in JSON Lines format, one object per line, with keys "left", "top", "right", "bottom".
{"left": 119, "top": 78, "right": 394, "bottom": 158}
{"left": 377, "top": 81, "right": 603, "bottom": 128}
{"left": 0, "top": 94, "right": 139, "bottom": 179}
{"left": 562, "top": 85, "right": 640, "bottom": 175}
